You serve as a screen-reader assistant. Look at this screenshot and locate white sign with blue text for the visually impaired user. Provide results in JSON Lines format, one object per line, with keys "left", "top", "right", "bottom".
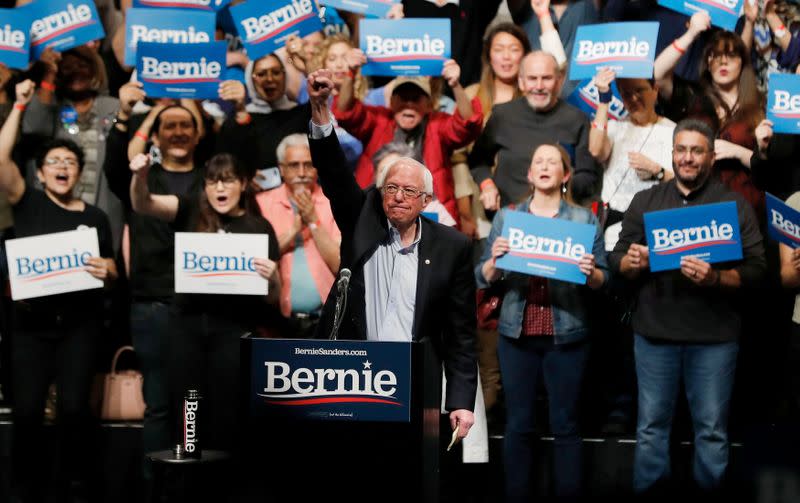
{"left": 137, "top": 41, "right": 225, "bottom": 99}
{"left": 320, "top": 0, "right": 399, "bottom": 18}
{"left": 644, "top": 202, "right": 742, "bottom": 272}
{"left": 175, "top": 232, "right": 269, "bottom": 295}
{"left": 657, "top": 0, "right": 743, "bottom": 32}
{"left": 5, "top": 228, "right": 102, "bottom": 301}
{"left": 360, "top": 19, "right": 450, "bottom": 77}
{"left": 567, "top": 78, "right": 628, "bottom": 121}
{"left": 125, "top": 8, "right": 216, "bottom": 66}
{"left": 0, "top": 8, "right": 31, "bottom": 70}
{"left": 569, "top": 22, "right": 658, "bottom": 81}
{"left": 495, "top": 211, "right": 596, "bottom": 285}
{"left": 27, "top": 0, "right": 105, "bottom": 59}
{"left": 132, "top": 0, "right": 231, "bottom": 11}
{"left": 766, "top": 193, "right": 800, "bottom": 248}
{"left": 231, "top": 0, "right": 323, "bottom": 61}
{"left": 767, "top": 73, "right": 800, "bottom": 135}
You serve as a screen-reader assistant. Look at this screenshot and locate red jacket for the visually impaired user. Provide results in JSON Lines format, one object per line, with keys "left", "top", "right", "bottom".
{"left": 333, "top": 96, "right": 483, "bottom": 222}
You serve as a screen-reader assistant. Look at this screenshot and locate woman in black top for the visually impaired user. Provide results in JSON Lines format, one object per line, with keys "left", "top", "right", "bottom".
{"left": 129, "top": 151, "right": 281, "bottom": 454}
{"left": 0, "top": 79, "right": 117, "bottom": 502}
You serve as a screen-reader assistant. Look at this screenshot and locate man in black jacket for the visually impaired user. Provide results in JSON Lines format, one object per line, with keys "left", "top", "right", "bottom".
{"left": 306, "top": 68, "right": 478, "bottom": 436}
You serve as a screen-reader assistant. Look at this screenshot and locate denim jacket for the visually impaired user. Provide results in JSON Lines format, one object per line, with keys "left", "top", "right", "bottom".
{"left": 475, "top": 197, "right": 609, "bottom": 344}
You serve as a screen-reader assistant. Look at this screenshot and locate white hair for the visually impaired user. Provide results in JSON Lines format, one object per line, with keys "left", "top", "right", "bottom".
{"left": 375, "top": 156, "right": 434, "bottom": 195}
{"left": 276, "top": 133, "right": 310, "bottom": 164}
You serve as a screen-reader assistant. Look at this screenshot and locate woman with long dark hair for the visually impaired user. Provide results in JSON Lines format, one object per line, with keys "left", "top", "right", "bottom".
{"left": 129, "top": 151, "right": 281, "bottom": 453}
{"left": 1, "top": 79, "right": 117, "bottom": 502}
{"left": 655, "top": 12, "right": 766, "bottom": 212}
{"left": 477, "top": 143, "right": 608, "bottom": 502}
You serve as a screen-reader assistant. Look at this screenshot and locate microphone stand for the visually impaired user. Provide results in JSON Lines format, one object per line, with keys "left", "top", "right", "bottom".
{"left": 329, "top": 279, "right": 348, "bottom": 340}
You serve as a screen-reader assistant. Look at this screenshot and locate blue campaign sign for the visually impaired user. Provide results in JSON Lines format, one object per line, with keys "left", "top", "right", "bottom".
{"left": 657, "top": 0, "right": 743, "bottom": 31}
{"left": 231, "top": 0, "right": 323, "bottom": 61}
{"left": 249, "top": 338, "right": 412, "bottom": 422}
{"left": 125, "top": 8, "right": 216, "bottom": 66}
{"left": 137, "top": 41, "right": 225, "bottom": 99}
{"left": 133, "top": 0, "right": 231, "bottom": 11}
{"left": 569, "top": 22, "right": 659, "bottom": 81}
{"left": 360, "top": 19, "right": 450, "bottom": 77}
{"left": 320, "top": 0, "right": 399, "bottom": 18}
{"left": 644, "top": 202, "right": 743, "bottom": 272}
{"left": 0, "top": 8, "right": 32, "bottom": 70}
{"left": 766, "top": 192, "right": 800, "bottom": 248}
{"left": 27, "top": 0, "right": 105, "bottom": 59}
{"left": 494, "top": 210, "right": 596, "bottom": 285}
{"left": 567, "top": 78, "right": 629, "bottom": 121}
{"left": 767, "top": 73, "right": 800, "bottom": 135}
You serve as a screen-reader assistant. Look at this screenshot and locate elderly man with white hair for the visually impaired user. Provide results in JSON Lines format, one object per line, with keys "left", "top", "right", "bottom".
{"left": 305, "top": 68, "right": 478, "bottom": 446}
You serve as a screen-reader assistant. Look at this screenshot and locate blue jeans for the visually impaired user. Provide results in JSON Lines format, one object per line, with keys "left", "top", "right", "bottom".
{"left": 498, "top": 336, "right": 589, "bottom": 502}
{"left": 633, "top": 334, "right": 738, "bottom": 493}
{"left": 130, "top": 302, "right": 172, "bottom": 481}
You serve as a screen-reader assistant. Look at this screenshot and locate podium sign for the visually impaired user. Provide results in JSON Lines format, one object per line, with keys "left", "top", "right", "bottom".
{"left": 248, "top": 338, "right": 412, "bottom": 422}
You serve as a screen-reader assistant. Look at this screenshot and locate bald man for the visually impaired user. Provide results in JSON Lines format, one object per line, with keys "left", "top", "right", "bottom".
{"left": 469, "top": 51, "right": 599, "bottom": 209}
{"left": 305, "top": 68, "right": 478, "bottom": 439}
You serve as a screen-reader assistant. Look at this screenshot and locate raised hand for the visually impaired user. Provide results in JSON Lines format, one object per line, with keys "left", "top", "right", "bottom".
{"left": 15, "top": 79, "right": 35, "bottom": 105}
{"left": 218, "top": 80, "right": 246, "bottom": 110}
{"left": 441, "top": 59, "right": 462, "bottom": 88}
{"left": 755, "top": 119, "right": 774, "bottom": 152}
{"left": 118, "top": 81, "right": 145, "bottom": 117}
{"left": 594, "top": 68, "right": 615, "bottom": 93}
{"left": 129, "top": 153, "right": 152, "bottom": 177}
{"left": 687, "top": 11, "right": 711, "bottom": 36}
{"left": 345, "top": 48, "right": 367, "bottom": 72}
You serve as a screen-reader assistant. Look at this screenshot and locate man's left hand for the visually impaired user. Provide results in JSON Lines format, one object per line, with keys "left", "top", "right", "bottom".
{"left": 449, "top": 409, "right": 474, "bottom": 442}
{"left": 681, "top": 256, "right": 718, "bottom": 286}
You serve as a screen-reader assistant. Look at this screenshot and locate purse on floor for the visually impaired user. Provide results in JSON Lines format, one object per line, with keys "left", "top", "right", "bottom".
{"left": 91, "top": 345, "right": 146, "bottom": 421}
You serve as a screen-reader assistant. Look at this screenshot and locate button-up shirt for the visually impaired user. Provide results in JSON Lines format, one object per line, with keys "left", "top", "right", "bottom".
{"left": 609, "top": 177, "right": 766, "bottom": 344}
{"left": 364, "top": 220, "right": 422, "bottom": 342}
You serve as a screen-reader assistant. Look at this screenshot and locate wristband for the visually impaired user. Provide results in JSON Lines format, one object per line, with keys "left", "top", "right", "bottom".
{"left": 308, "top": 218, "right": 320, "bottom": 231}
{"left": 597, "top": 88, "right": 613, "bottom": 104}
{"left": 235, "top": 111, "right": 252, "bottom": 125}
{"left": 13, "top": 103, "right": 26, "bottom": 112}
{"left": 672, "top": 40, "right": 686, "bottom": 55}
{"left": 775, "top": 25, "right": 788, "bottom": 38}
{"left": 40, "top": 81, "right": 56, "bottom": 92}
{"left": 591, "top": 121, "right": 608, "bottom": 130}
{"left": 134, "top": 130, "right": 149, "bottom": 141}
{"left": 479, "top": 179, "right": 496, "bottom": 192}
{"left": 537, "top": 10, "right": 550, "bottom": 19}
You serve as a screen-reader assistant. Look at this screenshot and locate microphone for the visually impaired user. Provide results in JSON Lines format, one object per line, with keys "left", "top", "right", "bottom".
{"left": 337, "top": 268, "right": 351, "bottom": 292}
{"left": 330, "top": 269, "right": 351, "bottom": 340}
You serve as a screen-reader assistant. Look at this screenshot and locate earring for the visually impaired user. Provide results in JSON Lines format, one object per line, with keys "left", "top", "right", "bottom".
{"left": 561, "top": 183, "right": 567, "bottom": 194}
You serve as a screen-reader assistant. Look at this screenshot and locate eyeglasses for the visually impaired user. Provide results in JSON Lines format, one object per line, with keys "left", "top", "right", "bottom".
{"left": 283, "top": 161, "right": 314, "bottom": 171}
{"left": 709, "top": 51, "right": 740, "bottom": 61}
{"left": 253, "top": 68, "right": 284, "bottom": 79}
{"left": 381, "top": 184, "right": 426, "bottom": 200}
{"left": 673, "top": 146, "right": 709, "bottom": 157}
{"left": 43, "top": 157, "right": 79, "bottom": 168}
{"left": 205, "top": 177, "right": 238, "bottom": 187}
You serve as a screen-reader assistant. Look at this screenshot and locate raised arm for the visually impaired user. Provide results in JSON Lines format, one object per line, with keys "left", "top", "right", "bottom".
{"left": 0, "top": 80, "right": 34, "bottom": 205}
{"left": 533, "top": 0, "right": 568, "bottom": 70}
{"left": 129, "top": 153, "right": 179, "bottom": 221}
{"left": 654, "top": 11, "right": 710, "bottom": 100}
{"left": 588, "top": 68, "right": 615, "bottom": 163}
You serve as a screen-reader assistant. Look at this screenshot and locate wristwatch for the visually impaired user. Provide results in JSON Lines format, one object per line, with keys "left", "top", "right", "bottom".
{"left": 655, "top": 167, "right": 665, "bottom": 181}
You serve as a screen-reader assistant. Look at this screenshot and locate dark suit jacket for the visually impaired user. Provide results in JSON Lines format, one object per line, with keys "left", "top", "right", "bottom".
{"left": 310, "top": 130, "right": 478, "bottom": 412}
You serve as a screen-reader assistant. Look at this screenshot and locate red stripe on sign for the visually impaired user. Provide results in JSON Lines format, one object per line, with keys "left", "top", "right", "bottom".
{"left": 250, "top": 13, "right": 315, "bottom": 44}
{"left": 22, "top": 268, "right": 86, "bottom": 282}
{"left": 32, "top": 20, "right": 97, "bottom": 46}
{"left": 576, "top": 56, "right": 648, "bottom": 65}
{"left": 508, "top": 251, "right": 580, "bottom": 265}
{"left": 265, "top": 397, "right": 401, "bottom": 406}
{"left": 654, "top": 240, "right": 737, "bottom": 255}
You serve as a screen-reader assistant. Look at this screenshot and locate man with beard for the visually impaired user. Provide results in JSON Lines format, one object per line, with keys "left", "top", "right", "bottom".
{"left": 469, "top": 50, "right": 598, "bottom": 210}
{"left": 256, "top": 134, "right": 341, "bottom": 338}
{"left": 610, "top": 119, "right": 766, "bottom": 496}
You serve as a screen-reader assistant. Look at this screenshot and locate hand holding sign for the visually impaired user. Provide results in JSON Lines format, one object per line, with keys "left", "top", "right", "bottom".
{"left": 680, "top": 256, "right": 718, "bottom": 286}
{"left": 687, "top": 11, "right": 711, "bottom": 36}
{"left": 744, "top": 0, "right": 758, "bottom": 23}
{"left": 253, "top": 257, "right": 278, "bottom": 282}
{"left": 218, "top": 80, "right": 246, "bottom": 110}
{"left": 15, "top": 79, "right": 35, "bottom": 105}
{"left": 792, "top": 248, "right": 800, "bottom": 272}
{"left": 387, "top": 3, "right": 404, "bottom": 19}
{"left": 39, "top": 47, "right": 61, "bottom": 77}
{"left": 594, "top": 67, "right": 615, "bottom": 93}
{"left": 345, "top": 48, "right": 367, "bottom": 72}
{"left": 85, "top": 256, "right": 112, "bottom": 281}
{"left": 491, "top": 236, "right": 510, "bottom": 261}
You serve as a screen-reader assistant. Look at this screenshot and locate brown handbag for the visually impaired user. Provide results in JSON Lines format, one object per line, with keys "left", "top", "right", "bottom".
{"left": 91, "top": 346, "right": 146, "bottom": 421}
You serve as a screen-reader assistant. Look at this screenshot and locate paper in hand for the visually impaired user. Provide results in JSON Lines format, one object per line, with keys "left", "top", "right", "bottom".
{"left": 446, "top": 424, "right": 459, "bottom": 452}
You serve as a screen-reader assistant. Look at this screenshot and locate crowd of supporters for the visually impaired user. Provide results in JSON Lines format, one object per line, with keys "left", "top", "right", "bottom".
{"left": 1, "top": 0, "right": 800, "bottom": 501}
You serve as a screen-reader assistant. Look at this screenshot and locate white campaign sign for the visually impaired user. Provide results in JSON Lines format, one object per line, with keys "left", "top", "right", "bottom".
{"left": 174, "top": 232, "right": 269, "bottom": 295}
{"left": 5, "top": 228, "right": 102, "bottom": 300}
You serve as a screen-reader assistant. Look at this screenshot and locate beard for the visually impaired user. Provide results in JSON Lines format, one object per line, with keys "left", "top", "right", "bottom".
{"left": 674, "top": 162, "right": 711, "bottom": 191}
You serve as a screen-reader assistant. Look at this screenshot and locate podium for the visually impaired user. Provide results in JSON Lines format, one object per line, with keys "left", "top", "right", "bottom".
{"left": 240, "top": 335, "right": 444, "bottom": 502}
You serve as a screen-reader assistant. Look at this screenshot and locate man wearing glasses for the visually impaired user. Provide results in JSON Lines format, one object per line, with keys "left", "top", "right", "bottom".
{"left": 256, "top": 133, "right": 341, "bottom": 338}
{"left": 610, "top": 119, "right": 766, "bottom": 496}
{"left": 305, "top": 68, "right": 478, "bottom": 442}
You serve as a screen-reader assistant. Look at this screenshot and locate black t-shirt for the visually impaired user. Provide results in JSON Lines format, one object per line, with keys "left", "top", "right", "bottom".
{"left": 172, "top": 196, "right": 281, "bottom": 328}
{"left": 12, "top": 186, "right": 113, "bottom": 320}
